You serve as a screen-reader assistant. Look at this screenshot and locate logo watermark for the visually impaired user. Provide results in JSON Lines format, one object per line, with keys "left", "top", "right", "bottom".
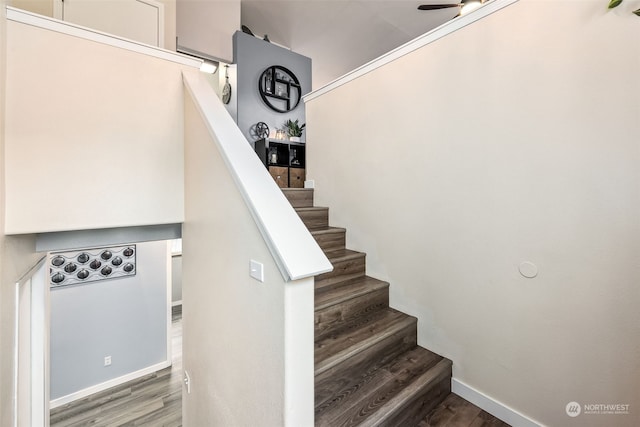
{"left": 566, "top": 402, "right": 581, "bottom": 417}
{"left": 566, "top": 401, "right": 630, "bottom": 417}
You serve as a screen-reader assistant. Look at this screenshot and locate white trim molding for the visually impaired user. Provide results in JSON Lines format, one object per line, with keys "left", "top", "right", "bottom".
{"left": 303, "top": 0, "right": 520, "bottom": 102}
{"left": 49, "top": 360, "right": 171, "bottom": 409}
{"left": 6, "top": 6, "right": 200, "bottom": 68}
{"left": 452, "top": 378, "right": 543, "bottom": 427}
{"left": 137, "top": 0, "right": 165, "bottom": 49}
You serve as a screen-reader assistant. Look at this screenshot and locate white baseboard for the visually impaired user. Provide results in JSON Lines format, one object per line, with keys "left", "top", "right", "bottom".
{"left": 452, "top": 378, "right": 543, "bottom": 427}
{"left": 50, "top": 360, "right": 171, "bottom": 409}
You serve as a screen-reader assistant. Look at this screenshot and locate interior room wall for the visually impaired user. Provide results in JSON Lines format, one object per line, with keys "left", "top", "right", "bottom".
{"left": 0, "top": 3, "right": 42, "bottom": 425}
{"left": 182, "top": 89, "right": 314, "bottom": 426}
{"left": 4, "top": 20, "right": 189, "bottom": 234}
{"left": 176, "top": 0, "right": 239, "bottom": 63}
{"left": 305, "top": 1, "right": 640, "bottom": 426}
{"left": 7, "top": 0, "right": 176, "bottom": 49}
{"left": 234, "top": 31, "right": 311, "bottom": 147}
{"left": 49, "top": 240, "right": 170, "bottom": 402}
{"left": 7, "top": 0, "right": 52, "bottom": 17}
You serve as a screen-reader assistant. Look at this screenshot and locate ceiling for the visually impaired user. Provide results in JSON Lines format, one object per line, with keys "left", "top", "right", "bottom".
{"left": 240, "top": 1, "right": 460, "bottom": 90}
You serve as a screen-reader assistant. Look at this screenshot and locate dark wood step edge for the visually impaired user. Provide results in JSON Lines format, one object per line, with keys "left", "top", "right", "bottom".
{"left": 315, "top": 279, "right": 389, "bottom": 311}
{"left": 315, "top": 316, "right": 416, "bottom": 377}
{"left": 326, "top": 250, "right": 364, "bottom": 263}
{"left": 310, "top": 227, "right": 346, "bottom": 235}
{"left": 358, "top": 358, "right": 453, "bottom": 427}
{"left": 294, "top": 206, "right": 328, "bottom": 212}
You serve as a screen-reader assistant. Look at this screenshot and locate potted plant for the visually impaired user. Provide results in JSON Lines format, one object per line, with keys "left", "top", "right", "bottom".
{"left": 284, "top": 119, "right": 305, "bottom": 142}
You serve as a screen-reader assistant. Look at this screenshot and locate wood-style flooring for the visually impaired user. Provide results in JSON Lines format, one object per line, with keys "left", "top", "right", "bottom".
{"left": 49, "top": 308, "right": 183, "bottom": 427}
{"left": 50, "top": 306, "right": 510, "bottom": 427}
{"left": 420, "top": 393, "right": 511, "bottom": 427}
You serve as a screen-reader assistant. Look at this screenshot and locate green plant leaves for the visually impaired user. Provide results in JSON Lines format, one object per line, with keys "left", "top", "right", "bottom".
{"left": 634, "top": 7, "right": 640, "bottom": 15}
{"left": 608, "top": 0, "right": 623, "bottom": 8}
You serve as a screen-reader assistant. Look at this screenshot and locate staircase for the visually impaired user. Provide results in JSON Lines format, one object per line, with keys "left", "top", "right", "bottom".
{"left": 283, "top": 188, "right": 453, "bottom": 427}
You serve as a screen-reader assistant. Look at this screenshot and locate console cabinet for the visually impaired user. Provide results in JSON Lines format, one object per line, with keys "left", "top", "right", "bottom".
{"left": 255, "top": 138, "right": 306, "bottom": 188}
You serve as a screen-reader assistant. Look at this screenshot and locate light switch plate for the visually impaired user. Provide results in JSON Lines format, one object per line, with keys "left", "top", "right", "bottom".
{"left": 250, "top": 260, "right": 264, "bottom": 282}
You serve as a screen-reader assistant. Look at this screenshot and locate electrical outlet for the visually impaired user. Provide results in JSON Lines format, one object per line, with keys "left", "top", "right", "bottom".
{"left": 104, "top": 356, "right": 112, "bottom": 366}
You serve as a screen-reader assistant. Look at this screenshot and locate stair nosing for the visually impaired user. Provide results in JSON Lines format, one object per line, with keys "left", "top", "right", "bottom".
{"left": 315, "top": 277, "right": 389, "bottom": 311}
{"left": 294, "top": 206, "right": 328, "bottom": 212}
{"left": 310, "top": 226, "right": 346, "bottom": 235}
{"left": 325, "top": 249, "right": 365, "bottom": 263}
{"left": 315, "top": 314, "right": 416, "bottom": 377}
{"left": 357, "top": 358, "right": 453, "bottom": 427}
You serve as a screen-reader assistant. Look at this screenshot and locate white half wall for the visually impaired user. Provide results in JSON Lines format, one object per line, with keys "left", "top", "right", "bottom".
{"left": 305, "top": 1, "right": 640, "bottom": 427}
{"left": 182, "top": 83, "right": 314, "bottom": 426}
{"left": 4, "top": 19, "right": 192, "bottom": 234}
{"left": 0, "top": 2, "right": 42, "bottom": 426}
{"left": 8, "top": 0, "right": 177, "bottom": 50}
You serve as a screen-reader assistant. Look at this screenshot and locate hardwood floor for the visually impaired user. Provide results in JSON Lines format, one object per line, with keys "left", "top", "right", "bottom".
{"left": 49, "top": 306, "right": 510, "bottom": 427}
{"left": 50, "top": 307, "right": 183, "bottom": 427}
{"left": 421, "top": 393, "right": 512, "bottom": 427}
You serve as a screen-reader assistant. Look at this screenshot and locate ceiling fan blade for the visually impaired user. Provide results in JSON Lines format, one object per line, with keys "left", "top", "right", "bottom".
{"left": 417, "top": 4, "right": 461, "bottom": 10}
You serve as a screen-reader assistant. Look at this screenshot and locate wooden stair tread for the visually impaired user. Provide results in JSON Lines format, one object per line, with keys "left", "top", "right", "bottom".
{"left": 295, "top": 206, "right": 328, "bottom": 212}
{"left": 315, "top": 308, "right": 416, "bottom": 376}
{"left": 283, "top": 187, "right": 452, "bottom": 425}
{"left": 315, "top": 249, "right": 367, "bottom": 290}
{"left": 315, "top": 276, "right": 388, "bottom": 311}
{"left": 310, "top": 226, "right": 346, "bottom": 235}
{"left": 325, "top": 248, "right": 365, "bottom": 263}
{"left": 295, "top": 206, "right": 329, "bottom": 230}
{"left": 315, "top": 347, "right": 452, "bottom": 427}
{"left": 282, "top": 188, "right": 314, "bottom": 208}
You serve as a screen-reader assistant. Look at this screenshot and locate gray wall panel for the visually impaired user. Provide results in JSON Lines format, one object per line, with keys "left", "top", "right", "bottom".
{"left": 50, "top": 240, "right": 169, "bottom": 400}
{"left": 234, "top": 31, "right": 311, "bottom": 148}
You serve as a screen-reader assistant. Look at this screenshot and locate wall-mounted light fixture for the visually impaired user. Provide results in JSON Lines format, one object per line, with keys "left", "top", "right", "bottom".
{"left": 200, "top": 60, "right": 218, "bottom": 74}
{"left": 177, "top": 45, "right": 219, "bottom": 74}
{"left": 460, "top": 0, "right": 483, "bottom": 15}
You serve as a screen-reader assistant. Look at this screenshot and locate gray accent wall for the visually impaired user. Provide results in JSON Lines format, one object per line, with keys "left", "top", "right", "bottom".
{"left": 233, "top": 31, "right": 311, "bottom": 147}
{"left": 50, "top": 240, "right": 169, "bottom": 400}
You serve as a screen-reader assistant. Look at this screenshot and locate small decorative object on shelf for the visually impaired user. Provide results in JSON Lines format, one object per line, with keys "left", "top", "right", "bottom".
{"left": 284, "top": 119, "right": 305, "bottom": 142}
{"left": 253, "top": 121, "right": 270, "bottom": 140}
{"left": 269, "top": 146, "right": 278, "bottom": 164}
{"left": 275, "top": 129, "right": 287, "bottom": 140}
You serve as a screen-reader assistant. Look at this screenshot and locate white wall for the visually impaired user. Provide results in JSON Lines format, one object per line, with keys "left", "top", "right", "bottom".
{"left": 176, "top": 0, "right": 239, "bottom": 63}
{"left": 7, "top": 0, "right": 52, "bottom": 17}
{"left": 4, "top": 20, "right": 190, "bottom": 234}
{"left": 8, "top": 0, "right": 177, "bottom": 50}
{"left": 0, "top": 4, "right": 42, "bottom": 426}
{"left": 305, "top": 1, "right": 640, "bottom": 426}
{"left": 182, "top": 88, "right": 314, "bottom": 426}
